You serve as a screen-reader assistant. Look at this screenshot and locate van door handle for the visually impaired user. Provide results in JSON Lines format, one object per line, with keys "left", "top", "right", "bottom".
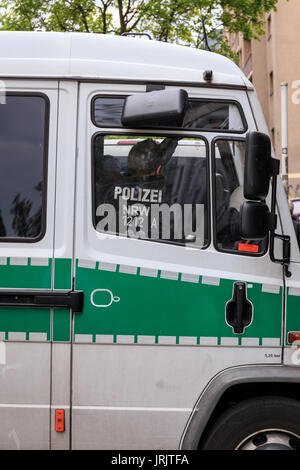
{"left": 226, "top": 282, "right": 252, "bottom": 334}
{"left": 0, "top": 290, "right": 84, "bottom": 313}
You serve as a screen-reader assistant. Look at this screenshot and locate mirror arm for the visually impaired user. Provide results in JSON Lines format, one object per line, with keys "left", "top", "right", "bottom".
{"left": 270, "top": 160, "right": 280, "bottom": 214}
{"left": 269, "top": 169, "right": 292, "bottom": 277}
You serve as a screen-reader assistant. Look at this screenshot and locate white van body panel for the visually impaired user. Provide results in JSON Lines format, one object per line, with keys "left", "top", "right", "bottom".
{"left": 0, "top": 31, "right": 252, "bottom": 88}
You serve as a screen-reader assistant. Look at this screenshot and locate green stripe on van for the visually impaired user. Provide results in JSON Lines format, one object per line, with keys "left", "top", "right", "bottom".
{"left": 0, "top": 257, "right": 72, "bottom": 342}
{"left": 74, "top": 260, "right": 282, "bottom": 344}
{"left": 0, "top": 257, "right": 52, "bottom": 340}
{"left": 0, "top": 257, "right": 52, "bottom": 289}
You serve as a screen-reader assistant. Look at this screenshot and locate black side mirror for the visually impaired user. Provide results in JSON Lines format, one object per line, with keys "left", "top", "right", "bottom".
{"left": 244, "top": 131, "right": 275, "bottom": 201}
{"left": 242, "top": 133, "right": 290, "bottom": 274}
{"left": 240, "top": 201, "right": 275, "bottom": 240}
{"left": 241, "top": 132, "right": 279, "bottom": 241}
{"left": 121, "top": 89, "right": 188, "bottom": 128}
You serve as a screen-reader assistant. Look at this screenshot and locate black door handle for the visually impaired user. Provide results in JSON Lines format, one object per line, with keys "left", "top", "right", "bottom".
{"left": 226, "top": 282, "right": 252, "bottom": 334}
{"left": 0, "top": 290, "right": 83, "bottom": 313}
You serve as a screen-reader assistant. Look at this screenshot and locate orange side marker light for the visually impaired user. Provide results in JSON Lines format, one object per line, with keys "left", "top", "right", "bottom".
{"left": 55, "top": 409, "right": 65, "bottom": 432}
{"left": 288, "top": 332, "right": 300, "bottom": 344}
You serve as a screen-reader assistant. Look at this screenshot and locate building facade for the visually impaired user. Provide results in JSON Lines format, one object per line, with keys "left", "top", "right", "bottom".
{"left": 225, "top": 0, "right": 300, "bottom": 196}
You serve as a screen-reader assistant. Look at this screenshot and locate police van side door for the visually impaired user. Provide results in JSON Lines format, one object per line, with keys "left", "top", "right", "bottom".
{"left": 72, "top": 83, "right": 284, "bottom": 450}
{"left": 0, "top": 80, "right": 58, "bottom": 449}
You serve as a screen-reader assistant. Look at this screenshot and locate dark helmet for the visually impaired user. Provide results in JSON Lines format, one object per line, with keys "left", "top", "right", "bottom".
{"left": 128, "top": 138, "right": 179, "bottom": 175}
{"left": 128, "top": 139, "right": 158, "bottom": 175}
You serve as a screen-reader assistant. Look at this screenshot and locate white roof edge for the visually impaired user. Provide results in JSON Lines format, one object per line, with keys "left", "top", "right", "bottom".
{"left": 0, "top": 31, "right": 249, "bottom": 87}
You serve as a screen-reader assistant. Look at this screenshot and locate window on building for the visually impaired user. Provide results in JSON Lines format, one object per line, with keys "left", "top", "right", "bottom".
{"left": 213, "top": 139, "right": 267, "bottom": 255}
{"left": 93, "top": 134, "right": 209, "bottom": 249}
{"left": 237, "top": 48, "right": 242, "bottom": 67}
{"left": 271, "top": 128, "right": 275, "bottom": 147}
{"left": 243, "top": 38, "right": 251, "bottom": 61}
{"left": 267, "top": 15, "right": 272, "bottom": 39}
{"left": 269, "top": 71, "right": 274, "bottom": 96}
{"left": 0, "top": 95, "right": 48, "bottom": 241}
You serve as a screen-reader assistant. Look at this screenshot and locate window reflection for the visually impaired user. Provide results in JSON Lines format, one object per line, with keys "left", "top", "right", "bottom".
{"left": 289, "top": 198, "right": 300, "bottom": 247}
{"left": 93, "top": 135, "right": 208, "bottom": 248}
{"left": 0, "top": 96, "right": 47, "bottom": 239}
{"left": 214, "top": 139, "right": 267, "bottom": 254}
{"left": 93, "top": 97, "right": 246, "bottom": 132}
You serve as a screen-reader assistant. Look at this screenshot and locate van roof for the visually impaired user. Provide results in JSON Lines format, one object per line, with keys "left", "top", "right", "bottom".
{"left": 0, "top": 31, "right": 252, "bottom": 88}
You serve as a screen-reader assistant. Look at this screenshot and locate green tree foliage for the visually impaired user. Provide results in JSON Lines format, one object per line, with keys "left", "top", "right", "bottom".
{"left": 0, "top": 0, "right": 281, "bottom": 58}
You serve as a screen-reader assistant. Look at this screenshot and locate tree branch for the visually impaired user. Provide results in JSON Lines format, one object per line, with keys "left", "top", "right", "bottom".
{"left": 117, "top": 0, "right": 126, "bottom": 33}
{"left": 98, "top": 0, "right": 113, "bottom": 33}
{"left": 65, "top": 0, "right": 90, "bottom": 32}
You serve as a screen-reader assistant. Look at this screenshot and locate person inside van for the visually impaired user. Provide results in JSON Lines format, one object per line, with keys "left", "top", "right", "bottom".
{"left": 112, "top": 137, "right": 179, "bottom": 239}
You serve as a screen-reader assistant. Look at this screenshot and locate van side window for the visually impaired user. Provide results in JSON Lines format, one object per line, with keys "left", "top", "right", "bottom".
{"left": 93, "top": 135, "right": 209, "bottom": 249}
{"left": 214, "top": 139, "right": 267, "bottom": 255}
{"left": 0, "top": 95, "right": 48, "bottom": 241}
{"left": 93, "top": 97, "right": 246, "bottom": 133}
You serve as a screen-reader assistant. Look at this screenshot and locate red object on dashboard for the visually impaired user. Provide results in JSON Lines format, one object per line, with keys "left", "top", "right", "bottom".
{"left": 238, "top": 243, "right": 259, "bottom": 253}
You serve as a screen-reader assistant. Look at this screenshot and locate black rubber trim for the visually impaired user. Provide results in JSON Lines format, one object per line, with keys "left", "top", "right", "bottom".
{"left": 0, "top": 76, "right": 250, "bottom": 91}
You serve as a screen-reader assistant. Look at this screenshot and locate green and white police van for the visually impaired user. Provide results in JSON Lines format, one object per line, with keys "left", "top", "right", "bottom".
{"left": 0, "top": 31, "right": 300, "bottom": 451}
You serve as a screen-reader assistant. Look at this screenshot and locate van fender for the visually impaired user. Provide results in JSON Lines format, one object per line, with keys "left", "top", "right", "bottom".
{"left": 180, "top": 364, "right": 300, "bottom": 450}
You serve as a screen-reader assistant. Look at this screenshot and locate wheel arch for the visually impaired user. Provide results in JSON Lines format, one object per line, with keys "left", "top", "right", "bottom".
{"left": 180, "top": 364, "right": 300, "bottom": 450}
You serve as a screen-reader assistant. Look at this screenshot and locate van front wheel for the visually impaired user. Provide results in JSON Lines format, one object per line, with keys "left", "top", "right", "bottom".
{"left": 201, "top": 396, "right": 300, "bottom": 450}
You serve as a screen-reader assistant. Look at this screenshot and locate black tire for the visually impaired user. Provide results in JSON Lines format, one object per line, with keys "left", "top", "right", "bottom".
{"left": 201, "top": 396, "right": 300, "bottom": 450}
